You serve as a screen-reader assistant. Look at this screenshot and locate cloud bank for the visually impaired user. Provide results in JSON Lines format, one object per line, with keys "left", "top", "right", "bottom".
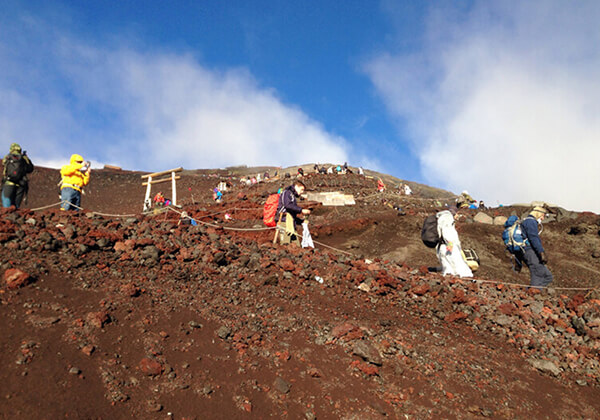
{"left": 366, "top": 1, "right": 600, "bottom": 212}
{"left": 0, "top": 16, "right": 348, "bottom": 171}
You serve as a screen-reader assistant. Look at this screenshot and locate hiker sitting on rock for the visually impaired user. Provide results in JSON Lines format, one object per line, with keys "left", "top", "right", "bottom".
{"left": 276, "top": 180, "right": 311, "bottom": 245}
{"left": 521, "top": 206, "right": 553, "bottom": 288}
{"left": 60, "top": 154, "right": 90, "bottom": 211}
{"left": 2, "top": 142, "right": 34, "bottom": 209}
{"left": 436, "top": 206, "right": 473, "bottom": 278}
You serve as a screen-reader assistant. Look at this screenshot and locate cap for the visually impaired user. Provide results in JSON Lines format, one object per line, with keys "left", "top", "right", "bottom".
{"left": 9, "top": 143, "right": 21, "bottom": 154}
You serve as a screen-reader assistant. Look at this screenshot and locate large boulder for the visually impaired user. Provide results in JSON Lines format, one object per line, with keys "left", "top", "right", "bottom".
{"left": 474, "top": 212, "right": 494, "bottom": 225}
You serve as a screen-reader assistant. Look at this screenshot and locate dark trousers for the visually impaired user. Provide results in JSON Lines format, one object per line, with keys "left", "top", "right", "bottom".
{"left": 2, "top": 183, "right": 27, "bottom": 208}
{"left": 523, "top": 247, "right": 553, "bottom": 288}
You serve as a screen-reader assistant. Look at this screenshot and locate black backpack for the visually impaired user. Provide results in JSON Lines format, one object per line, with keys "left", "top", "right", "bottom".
{"left": 421, "top": 214, "right": 441, "bottom": 248}
{"left": 4, "top": 154, "right": 28, "bottom": 184}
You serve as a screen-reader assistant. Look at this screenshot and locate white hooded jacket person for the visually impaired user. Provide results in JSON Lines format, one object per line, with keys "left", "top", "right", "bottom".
{"left": 436, "top": 210, "right": 473, "bottom": 278}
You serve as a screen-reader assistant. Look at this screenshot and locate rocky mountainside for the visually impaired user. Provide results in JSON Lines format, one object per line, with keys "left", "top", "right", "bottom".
{"left": 1, "top": 165, "right": 599, "bottom": 418}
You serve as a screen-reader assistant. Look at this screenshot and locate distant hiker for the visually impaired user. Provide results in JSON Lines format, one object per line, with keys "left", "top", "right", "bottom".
{"left": 435, "top": 207, "right": 473, "bottom": 277}
{"left": 275, "top": 180, "right": 311, "bottom": 245}
{"left": 403, "top": 184, "right": 412, "bottom": 196}
{"left": 456, "top": 191, "right": 476, "bottom": 209}
{"left": 153, "top": 191, "right": 170, "bottom": 207}
{"left": 358, "top": 166, "right": 364, "bottom": 176}
{"left": 2, "top": 142, "right": 34, "bottom": 208}
{"left": 154, "top": 191, "right": 165, "bottom": 207}
{"left": 213, "top": 188, "right": 223, "bottom": 203}
{"left": 297, "top": 167, "right": 304, "bottom": 177}
{"left": 343, "top": 162, "right": 348, "bottom": 173}
{"left": 60, "top": 154, "right": 90, "bottom": 211}
{"left": 327, "top": 166, "right": 333, "bottom": 174}
{"left": 313, "top": 164, "right": 319, "bottom": 174}
{"left": 521, "top": 206, "right": 553, "bottom": 288}
{"left": 377, "top": 178, "right": 385, "bottom": 192}
{"left": 264, "top": 171, "right": 270, "bottom": 180}
{"left": 479, "top": 200, "right": 486, "bottom": 210}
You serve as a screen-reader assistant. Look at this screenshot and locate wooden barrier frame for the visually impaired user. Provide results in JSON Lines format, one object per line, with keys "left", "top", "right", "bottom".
{"left": 141, "top": 167, "right": 183, "bottom": 211}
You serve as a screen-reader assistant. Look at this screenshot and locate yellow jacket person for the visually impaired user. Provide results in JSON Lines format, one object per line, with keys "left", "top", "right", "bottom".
{"left": 60, "top": 154, "right": 90, "bottom": 211}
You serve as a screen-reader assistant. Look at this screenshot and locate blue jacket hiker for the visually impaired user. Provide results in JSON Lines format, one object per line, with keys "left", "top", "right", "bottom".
{"left": 521, "top": 206, "right": 553, "bottom": 288}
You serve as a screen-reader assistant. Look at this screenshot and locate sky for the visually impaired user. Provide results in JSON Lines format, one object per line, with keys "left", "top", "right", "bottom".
{"left": 1, "top": 0, "right": 599, "bottom": 212}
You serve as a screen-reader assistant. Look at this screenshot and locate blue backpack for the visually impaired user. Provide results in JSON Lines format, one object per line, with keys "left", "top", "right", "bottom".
{"left": 502, "top": 215, "right": 529, "bottom": 253}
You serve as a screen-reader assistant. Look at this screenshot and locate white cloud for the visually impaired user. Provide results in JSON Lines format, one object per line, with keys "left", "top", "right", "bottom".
{"left": 0, "top": 17, "right": 349, "bottom": 173}
{"left": 366, "top": 1, "right": 600, "bottom": 212}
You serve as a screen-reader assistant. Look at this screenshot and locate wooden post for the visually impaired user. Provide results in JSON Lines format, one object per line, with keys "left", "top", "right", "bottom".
{"left": 171, "top": 171, "right": 177, "bottom": 206}
{"left": 143, "top": 176, "right": 153, "bottom": 212}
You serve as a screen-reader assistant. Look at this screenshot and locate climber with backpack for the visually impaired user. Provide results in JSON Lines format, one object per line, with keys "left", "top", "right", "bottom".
{"left": 264, "top": 180, "right": 311, "bottom": 245}
{"left": 421, "top": 206, "right": 473, "bottom": 278}
{"left": 2, "top": 142, "right": 34, "bottom": 208}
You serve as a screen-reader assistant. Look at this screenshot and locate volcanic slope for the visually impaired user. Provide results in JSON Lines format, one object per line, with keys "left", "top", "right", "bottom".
{"left": 0, "top": 165, "right": 599, "bottom": 418}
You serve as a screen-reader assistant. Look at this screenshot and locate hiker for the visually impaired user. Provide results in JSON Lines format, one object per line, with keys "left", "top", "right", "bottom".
{"left": 275, "top": 180, "right": 311, "bottom": 245}
{"left": 2, "top": 143, "right": 34, "bottom": 208}
{"left": 436, "top": 207, "right": 473, "bottom": 277}
{"left": 456, "top": 191, "right": 476, "bottom": 209}
{"left": 60, "top": 154, "right": 90, "bottom": 211}
{"left": 313, "top": 164, "right": 319, "bottom": 174}
{"left": 479, "top": 200, "right": 486, "bottom": 210}
{"left": 358, "top": 166, "right": 364, "bottom": 176}
{"left": 521, "top": 206, "right": 553, "bottom": 288}
{"left": 377, "top": 178, "right": 385, "bottom": 192}
{"left": 327, "top": 166, "right": 333, "bottom": 174}
{"left": 213, "top": 188, "right": 223, "bottom": 203}
{"left": 153, "top": 191, "right": 165, "bottom": 207}
{"left": 297, "top": 167, "right": 304, "bottom": 177}
{"left": 403, "top": 184, "right": 412, "bottom": 195}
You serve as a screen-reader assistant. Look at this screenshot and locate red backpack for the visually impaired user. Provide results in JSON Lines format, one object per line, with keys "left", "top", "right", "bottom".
{"left": 263, "top": 193, "right": 281, "bottom": 227}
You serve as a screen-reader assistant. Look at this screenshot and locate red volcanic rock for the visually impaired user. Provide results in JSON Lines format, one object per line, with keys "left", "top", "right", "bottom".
{"left": 452, "top": 289, "right": 468, "bottom": 303}
{"left": 331, "top": 322, "right": 360, "bottom": 339}
{"left": 445, "top": 311, "right": 469, "bottom": 323}
{"left": 139, "top": 358, "right": 163, "bottom": 376}
{"left": 498, "top": 303, "right": 517, "bottom": 316}
{"left": 113, "top": 241, "right": 129, "bottom": 252}
{"left": 279, "top": 258, "right": 295, "bottom": 272}
{"left": 4, "top": 268, "right": 31, "bottom": 290}
{"left": 81, "top": 345, "right": 95, "bottom": 356}
{"left": 350, "top": 360, "right": 379, "bottom": 376}
{"left": 86, "top": 311, "right": 110, "bottom": 328}
{"left": 410, "top": 284, "right": 430, "bottom": 296}
{"left": 120, "top": 283, "right": 140, "bottom": 297}
{"left": 568, "top": 294, "right": 586, "bottom": 312}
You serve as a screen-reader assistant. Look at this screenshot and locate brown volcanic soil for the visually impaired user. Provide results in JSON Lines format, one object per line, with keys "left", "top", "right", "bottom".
{"left": 1, "top": 166, "right": 599, "bottom": 418}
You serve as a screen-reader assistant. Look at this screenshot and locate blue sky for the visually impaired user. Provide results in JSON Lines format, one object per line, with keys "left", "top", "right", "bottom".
{"left": 1, "top": 1, "right": 599, "bottom": 212}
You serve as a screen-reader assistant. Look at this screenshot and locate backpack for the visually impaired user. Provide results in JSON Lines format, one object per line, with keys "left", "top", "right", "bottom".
{"left": 462, "top": 248, "right": 480, "bottom": 272}
{"left": 4, "top": 154, "right": 27, "bottom": 184}
{"left": 502, "top": 215, "right": 529, "bottom": 253}
{"left": 421, "top": 214, "right": 441, "bottom": 248}
{"left": 263, "top": 193, "right": 281, "bottom": 227}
